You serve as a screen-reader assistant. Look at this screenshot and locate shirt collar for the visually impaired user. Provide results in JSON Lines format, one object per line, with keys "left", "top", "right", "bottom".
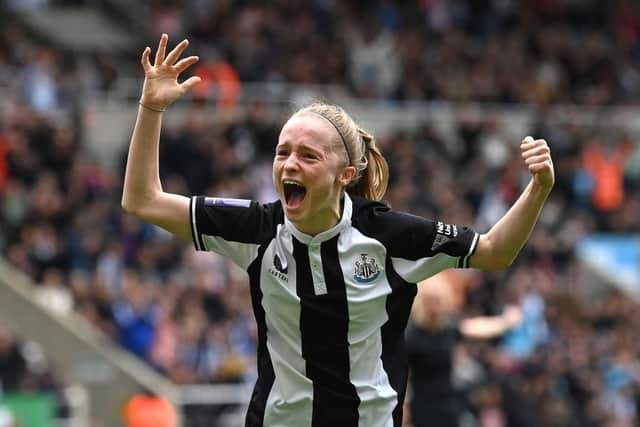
{"left": 284, "top": 193, "right": 353, "bottom": 245}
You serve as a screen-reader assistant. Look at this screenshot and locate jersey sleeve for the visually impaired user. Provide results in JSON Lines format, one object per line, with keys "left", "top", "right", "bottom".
{"left": 389, "top": 213, "right": 479, "bottom": 283}
{"left": 354, "top": 202, "right": 479, "bottom": 284}
{"left": 190, "top": 196, "right": 281, "bottom": 270}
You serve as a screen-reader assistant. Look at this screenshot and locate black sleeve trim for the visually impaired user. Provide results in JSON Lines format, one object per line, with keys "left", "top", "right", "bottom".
{"left": 458, "top": 232, "right": 479, "bottom": 268}
{"left": 190, "top": 196, "right": 206, "bottom": 251}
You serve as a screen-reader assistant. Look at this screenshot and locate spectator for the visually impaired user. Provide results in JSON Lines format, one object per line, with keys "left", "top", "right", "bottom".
{"left": 112, "top": 270, "right": 158, "bottom": 361}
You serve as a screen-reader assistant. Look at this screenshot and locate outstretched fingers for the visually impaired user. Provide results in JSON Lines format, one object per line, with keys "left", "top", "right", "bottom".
{"left": 154, "top": 33, "right": 168, "bottom": 66}
{"left": 180, "top": 76, "right": 202, "bottom": 93}
{"left": 141, "top": 46, "right": 152, "bottom": 72}
{"left": 174, "top": 55, "right": 199, "bottom": 74}
{"left": 164, "top": 39, "right": 190, "bottom": 66}
{"left": 140, "top": 34, "right": 201, "bottom": 105}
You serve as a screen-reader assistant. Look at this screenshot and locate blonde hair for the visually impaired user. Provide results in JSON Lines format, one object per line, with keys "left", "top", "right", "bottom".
{"left": 294, "top": 103, "right": 389, "bottom": 201}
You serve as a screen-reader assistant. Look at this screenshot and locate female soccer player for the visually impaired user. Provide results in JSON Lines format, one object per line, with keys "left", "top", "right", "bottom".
{"left": 122, "top": 35, "right": 555, "bottom": 427}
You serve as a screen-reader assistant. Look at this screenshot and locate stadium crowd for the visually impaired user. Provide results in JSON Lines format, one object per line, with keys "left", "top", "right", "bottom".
{"left": 4, "top": 0, "right": 640, "bottom": 105}
{"left": 140, "top": 0, "right": 640, "bottom": 105}
{"left": 1, "top": 1, "right": 640, "bottom": 426}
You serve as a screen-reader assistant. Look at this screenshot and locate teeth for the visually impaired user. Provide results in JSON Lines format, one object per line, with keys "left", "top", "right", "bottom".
{"left": 283, "top": 180, "right": 303, "bottom": 186}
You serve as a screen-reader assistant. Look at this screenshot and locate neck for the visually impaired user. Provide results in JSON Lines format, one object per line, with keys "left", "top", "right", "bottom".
{"left": 295, "top": 203, "right": 341, "bottom": 236}
{"left": 291, "top": 195, "right": 345, "bottom": 236}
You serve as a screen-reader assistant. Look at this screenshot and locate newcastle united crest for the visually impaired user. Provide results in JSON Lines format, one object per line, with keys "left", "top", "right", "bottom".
{"left": 354, "top": 253, "right": 380, "bottom": 283}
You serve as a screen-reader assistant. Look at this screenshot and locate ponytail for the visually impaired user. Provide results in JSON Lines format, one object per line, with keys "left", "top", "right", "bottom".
{"left": 347, "top": 128, "right": 389, "bottom": 201}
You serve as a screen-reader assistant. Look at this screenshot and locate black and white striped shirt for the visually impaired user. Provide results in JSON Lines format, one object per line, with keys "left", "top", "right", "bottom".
{"left": 190, "top": 193, "right": 479, "bottom": 427}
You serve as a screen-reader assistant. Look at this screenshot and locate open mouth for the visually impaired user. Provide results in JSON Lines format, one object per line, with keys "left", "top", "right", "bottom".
{"left": 283, "top": 180, "right": 307, "bottom": 209}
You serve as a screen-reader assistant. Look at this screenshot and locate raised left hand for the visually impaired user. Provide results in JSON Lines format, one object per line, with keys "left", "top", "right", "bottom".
{"left": 521, "top": 136, "right": 555, "bottom": 190}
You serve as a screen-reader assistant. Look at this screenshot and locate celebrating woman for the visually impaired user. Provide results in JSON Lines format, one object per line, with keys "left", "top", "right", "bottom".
{"left": 122, "top": 35, "right": 554, "bottom": 427}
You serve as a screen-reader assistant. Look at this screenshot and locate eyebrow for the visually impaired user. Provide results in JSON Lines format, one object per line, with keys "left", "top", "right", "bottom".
{"left": 275, "top": 142, "right": 324, "bottom": 155}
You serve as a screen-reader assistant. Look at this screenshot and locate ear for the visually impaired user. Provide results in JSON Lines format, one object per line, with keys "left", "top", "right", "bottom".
{"left": 338, "top": 166, "right": 357, "bottom": 187}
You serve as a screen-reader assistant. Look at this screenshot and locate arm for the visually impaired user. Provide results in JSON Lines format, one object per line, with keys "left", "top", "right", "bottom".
{"left": 470, "top": 136, "right": 554, "bottom": 270}
{"left": 121, "top": 34, "right": 201, "bottom": 240}
{"left": 459, "top": 305, "right": 522, "bottom": 340}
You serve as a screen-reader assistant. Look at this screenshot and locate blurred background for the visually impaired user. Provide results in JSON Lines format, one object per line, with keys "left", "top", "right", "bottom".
{"left": 0, "top": 0, "right": 639, "bottom": 426}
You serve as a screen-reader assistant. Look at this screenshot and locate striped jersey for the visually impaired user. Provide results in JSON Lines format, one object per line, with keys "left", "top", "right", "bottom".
{"left": 190, "top": 193, "right": 479, "bottom": 427}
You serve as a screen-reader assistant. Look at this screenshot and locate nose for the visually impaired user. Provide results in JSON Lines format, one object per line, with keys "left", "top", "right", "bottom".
{"left": 282, "top": 153, "right": 300, "bottom": 171}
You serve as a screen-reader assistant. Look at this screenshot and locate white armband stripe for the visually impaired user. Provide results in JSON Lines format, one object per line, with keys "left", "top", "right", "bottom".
{"left": 191, "top": 196, "right": 203, "bottom": 251}
{"left": 462, "top": 232, "right": 480, "bottom": 268}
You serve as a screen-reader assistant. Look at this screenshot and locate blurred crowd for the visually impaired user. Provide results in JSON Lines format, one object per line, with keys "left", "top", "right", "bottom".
{"left": 143, "top": 0, "right": 640, "bottom": 105}
{"left": 1, "top": 1, "right": 640, "bottom": 427}
{"left": 4, "top": 0, "right": 640, "bottom": 107}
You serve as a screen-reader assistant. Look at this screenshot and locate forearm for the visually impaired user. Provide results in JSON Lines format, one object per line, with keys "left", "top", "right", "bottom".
{"left": 120, "top": 35, "right": 199, "bottom": 240}
{"left": 471, "top": 179, "right": 551, "bottom": 269}
{"left": 460, "top": 316, "right": 511, "bottom": 340}
{"left": 121, "top": 105, "right": 164, "bottom": 213}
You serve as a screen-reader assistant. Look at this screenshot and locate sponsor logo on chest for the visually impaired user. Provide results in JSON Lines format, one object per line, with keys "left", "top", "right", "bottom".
{"left": 268, "top": 253, "right": 289, "bottom": 282}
